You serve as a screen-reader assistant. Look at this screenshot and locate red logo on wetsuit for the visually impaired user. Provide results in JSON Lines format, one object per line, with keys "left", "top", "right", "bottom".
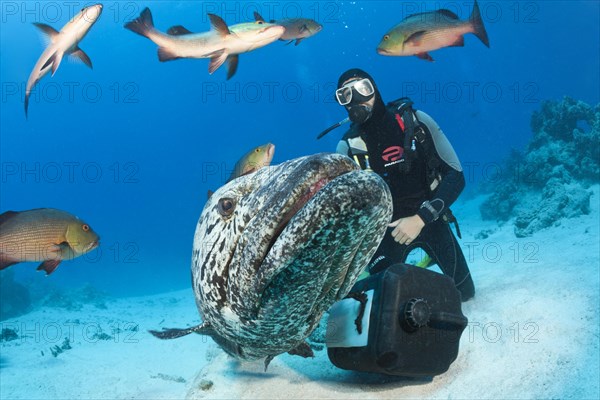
{"left": 382, "top": 146, "right": 404, "bottom": 162}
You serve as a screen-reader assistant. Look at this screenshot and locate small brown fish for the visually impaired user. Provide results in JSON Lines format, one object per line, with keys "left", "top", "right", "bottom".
{"left": 0, "top": 208, "right": 100, "bottom": 275}
{"left": 253, "top": 12, "right": 322, "bottom": 46}
{"left": 377, "top": 0, "right": 489, "bottom": 61}
{"left": 227, "top": 143, "right": 275, "bottom": 182}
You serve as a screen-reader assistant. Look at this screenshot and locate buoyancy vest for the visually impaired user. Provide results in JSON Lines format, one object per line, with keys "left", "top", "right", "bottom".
{"left": 340, "top": 98, "right": 463, "bottom": 234}
{"left": 344, "top": 98, "right": 442, "bottom": 193}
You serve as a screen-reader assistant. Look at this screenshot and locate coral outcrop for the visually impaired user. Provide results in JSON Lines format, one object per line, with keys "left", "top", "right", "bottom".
{"left": 480, "top": 97, "right": 599, "bottom": 237}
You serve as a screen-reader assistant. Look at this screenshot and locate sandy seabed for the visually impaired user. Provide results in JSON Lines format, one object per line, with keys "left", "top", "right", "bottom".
{"left": 1, "top": 187, "right": 599, "bottom": 399}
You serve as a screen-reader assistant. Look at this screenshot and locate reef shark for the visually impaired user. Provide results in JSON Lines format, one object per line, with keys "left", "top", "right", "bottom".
{"left": 24, "top": 4, "right": 103, "bottom": 118}
{"left": 150, "top": 153, "right": 393, "bottom": 367}
{"left": 124, "top": 8, "right": 285, "bottom": 79}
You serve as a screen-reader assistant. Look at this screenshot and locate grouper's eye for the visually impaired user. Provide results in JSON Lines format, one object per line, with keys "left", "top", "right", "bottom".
{"left": 218, "top": 198, "right": 236, "bottom": 217}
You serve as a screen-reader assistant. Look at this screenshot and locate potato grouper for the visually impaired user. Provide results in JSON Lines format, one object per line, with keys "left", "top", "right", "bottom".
{"left": 150, "top": 153, "right": 393, "bottom": 368}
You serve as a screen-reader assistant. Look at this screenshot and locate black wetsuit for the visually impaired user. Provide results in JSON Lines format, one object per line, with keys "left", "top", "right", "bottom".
{"left": 337, "top": 105, "right": 475, "bottom": 301}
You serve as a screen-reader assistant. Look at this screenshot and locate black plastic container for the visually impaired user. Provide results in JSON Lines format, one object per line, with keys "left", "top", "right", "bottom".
{"left": 327, "top": 263, "right": 468, "bottom": 377}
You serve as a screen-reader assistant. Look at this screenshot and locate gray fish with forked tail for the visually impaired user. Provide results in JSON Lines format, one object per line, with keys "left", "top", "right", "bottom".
{"left": 377, "top": 0, "right": 489, "bottom": 61}
{"left": 124, "top": 8, "right": 285, "bottom": 80}
{"left": 0, "top": 208, "right": 100, "bottom": 275}
{"left": 149, "top": 153, "right": 393, "bottom": 368}
{"left": 253, "top": 12, "right": 322, "bottom": 46}
{"left": 24, "top": 4, "right": 103, "bottom": 118}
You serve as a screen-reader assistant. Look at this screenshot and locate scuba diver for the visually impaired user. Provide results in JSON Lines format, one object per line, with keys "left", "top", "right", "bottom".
{"left": 331, "top": 68, "right": 475, "bottom": 301}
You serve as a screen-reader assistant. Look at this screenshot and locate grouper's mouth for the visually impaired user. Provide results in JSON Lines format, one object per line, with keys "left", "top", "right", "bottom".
{"left": 220, "top": 153, "right": 391, "bottom": 323}
{"left": 265, "top": 174, "right": 339, "bottom": 257}
{"left": 253, "top": 154, "right": 360, "bottom": 260}
{"left": 224, "top": 154, "right": 359, "bottom": 295}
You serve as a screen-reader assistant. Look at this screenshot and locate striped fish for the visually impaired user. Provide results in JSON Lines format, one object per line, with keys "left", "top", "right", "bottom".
{"left": 0, "top": 208, "right": 99, "bottom": 275}
{"left": 377, "top": 0, "right": 489, "bottom": 61}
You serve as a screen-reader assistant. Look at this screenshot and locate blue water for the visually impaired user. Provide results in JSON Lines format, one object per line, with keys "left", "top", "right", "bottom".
{"left": 1, "top": 1, "right": 598, "bottom": 297}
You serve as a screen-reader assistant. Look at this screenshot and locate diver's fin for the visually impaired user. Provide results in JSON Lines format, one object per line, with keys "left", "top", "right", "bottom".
{"left": 149, "top": 321, "right": 215, "bottom": 340}
{"left": 416, "top": 254, "right": 436, "bottom": 268}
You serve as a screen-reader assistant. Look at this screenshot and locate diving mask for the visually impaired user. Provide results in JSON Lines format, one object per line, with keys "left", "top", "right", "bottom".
{"left": 335, "top": 78, "right": 375, "bottom": 106}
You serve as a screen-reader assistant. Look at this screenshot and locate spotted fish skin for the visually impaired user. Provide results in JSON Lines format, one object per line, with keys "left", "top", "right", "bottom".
{"left": 192, "top": 153, "right": 392, "bottom": 361}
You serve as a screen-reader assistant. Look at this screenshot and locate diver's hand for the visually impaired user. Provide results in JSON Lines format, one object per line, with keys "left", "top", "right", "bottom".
{"left": 388, "top": 215, "right": 425, "bottom": 245}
